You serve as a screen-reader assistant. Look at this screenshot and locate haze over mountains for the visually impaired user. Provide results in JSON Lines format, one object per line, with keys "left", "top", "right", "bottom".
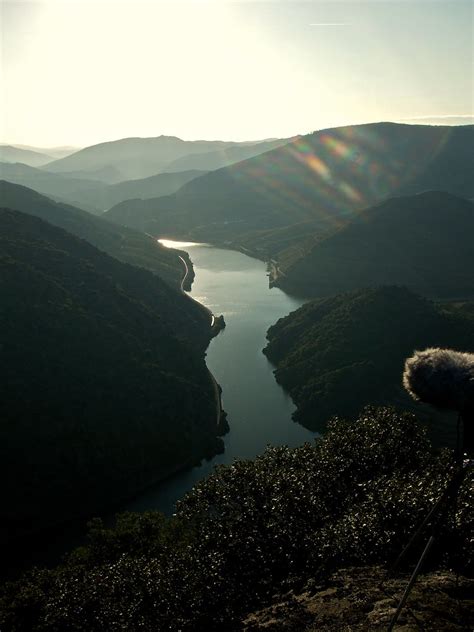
{"left": 0, "top": 162, "right": 207, "bottom": 213}
{"left": 104, "top": 123, "right": 474, "bottom": 262}
{"left": 0, "top": 144, "right": 77, "bottom": 166}
{"left": 44, "top": 135, "right": 292, "bottom": 181}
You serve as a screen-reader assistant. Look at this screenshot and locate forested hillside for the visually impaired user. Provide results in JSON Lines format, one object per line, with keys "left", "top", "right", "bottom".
{"left": 274, "top": 192, "right": 474, "bottom": 298}
{"left": 0, "top": 181, "right": 186, "bottom": 288}
{"left": 0, "top": 209, "right": 221, "bottom": 563}
{"left": 264, "top": 287, "right": 474, "bottom": 438}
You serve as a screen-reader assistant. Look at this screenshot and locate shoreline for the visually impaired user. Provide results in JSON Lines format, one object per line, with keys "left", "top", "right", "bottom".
{"left": 176, "top": 252, "right": 227, "bottom": 426}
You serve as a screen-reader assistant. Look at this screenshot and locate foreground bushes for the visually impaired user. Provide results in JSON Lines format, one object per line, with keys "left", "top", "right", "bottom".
{"left": 1, "top": 407, "right": 472, "bottom": 631}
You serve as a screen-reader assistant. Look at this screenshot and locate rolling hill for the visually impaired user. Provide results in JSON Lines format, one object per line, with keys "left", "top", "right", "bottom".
{"left": 103, "top": 123, "right": 474, "bottom": 253}
{"left": 264, "top": 286, "right": 474, "bottom": 439}
{"left": 0, "top": 207, "right": 221, "bottom": 551}
{"left": 274, "top": 191, "right": 474, "bottom": 299}
{"left": 1, "top": 162, "right": 206, "bottom": 213}
{"left": 0, "top": 180, "right": 188, "bottom": 288}
{"left": 0, "top": 144, "right": 53, "bottom": 167}
{"left": 162, "top": 137, "right": 293, "bottom": 172}
{"left": 75, "top": 168, "right": 208, "bottom": 211}
{"left": 0, "top": 161, "right": 107, "bottom": 212}
{"left": 44, "top": 135, "right": 289, "bottom": 181}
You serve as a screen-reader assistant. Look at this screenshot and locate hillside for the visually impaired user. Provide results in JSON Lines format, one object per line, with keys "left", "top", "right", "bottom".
{"left": 274, "top": 191, "right": 474, "bottom": 299}
{"left": 0, "top": 144, "right": 53, "bottom": 167}
{"left": 0, "top": 161, "right": 107, "bottom": 213}
{"left": 163, "top": 137, "right": 293, "bottom": 172}
{"left": 2, "top": 144, "right": 78, "bottom": 160}
{"left": 75, "top": 168, "right": 207, "bottom": 211}
{"left": 44, "top": 135, "right": 288, "bottom": 181}
{"left": 264, "top": 287, "right": 474, "bottom": 436}
{"left": 0, "top": 181, "right": 187, "bottom": 288}
{"left": 1, "top": 162, "right": 205, "bottom": 213}
{"left": 103, "top": 123, "right": 474, "bottom": 250}
{"left": 0, "top": 208, "right": 222, "bottom": 562}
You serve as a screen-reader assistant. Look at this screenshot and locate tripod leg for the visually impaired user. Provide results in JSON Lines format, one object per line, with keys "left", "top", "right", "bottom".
{"left": 388, "top": 465, "right": 466, "bottom": 577}
{"left": 387, "top": 535, "right": 435, "bottom": 632}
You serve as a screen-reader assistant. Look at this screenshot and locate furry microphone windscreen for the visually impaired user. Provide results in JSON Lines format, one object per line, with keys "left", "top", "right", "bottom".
{"left": 403, "top": 348, "right": 474, "bottom": 412}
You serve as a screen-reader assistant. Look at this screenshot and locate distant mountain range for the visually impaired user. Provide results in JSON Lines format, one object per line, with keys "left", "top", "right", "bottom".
{"left": 274, "top": 191, "right": 474, "bottom": 299}
{"left": 103, "top": 123, "right": 474, "bottom": 258}
{"left": 44, "top": 135, "right": 292, "bottom": 181}
{"left": 0, "top": 162, "right": 206, "bottom": 213}
{"left": 264, "top": 286, "right": 474, "bottom": 441}
{"left": 0, "top": 145, "right": 54, "bottom": 167}
{"left": 161, "top": 138, "right": 295, "bottom": 172}
{"left": 0, "top": 181, "right": 187, "bottom": 288}
{"left": 0, "top": 207, "right": 220, "bottom": 548}
{"left": 0, "top": 144, "right": 78, "bottom": 166}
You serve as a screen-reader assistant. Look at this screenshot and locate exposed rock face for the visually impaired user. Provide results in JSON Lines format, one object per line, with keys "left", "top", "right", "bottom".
{"left": 241, "top": 566, "right": 474, "bottom": 631}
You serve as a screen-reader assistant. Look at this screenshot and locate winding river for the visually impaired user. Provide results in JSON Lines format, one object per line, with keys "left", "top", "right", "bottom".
{"left": 123, "top": 241, "right": 315, "bottom": 515}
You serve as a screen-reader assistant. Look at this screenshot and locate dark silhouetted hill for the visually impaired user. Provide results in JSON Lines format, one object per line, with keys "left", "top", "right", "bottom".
{"left": 274, "top": 192, "right": 474, "bottom": 299}
{"left": 0, "top": 180, "right": 187, "bottom": 288}
{"left": 103, "top": 123, "right": 474, "bottom": 250}
{"left": 264, "top": 286, "right": 474, "bottom": 436}
{"left": 2, "top": 407, "right": 472, "bottom": 629}
{"left": 0, "top": 208, "right": 220, "bottom": 556}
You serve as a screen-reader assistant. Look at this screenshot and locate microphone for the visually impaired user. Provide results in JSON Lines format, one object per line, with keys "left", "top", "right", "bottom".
{"left": 403, "top": 348, "right": 474, "bottom": 457}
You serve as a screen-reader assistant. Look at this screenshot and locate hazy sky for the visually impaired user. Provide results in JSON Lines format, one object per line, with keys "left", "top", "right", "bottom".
{"left": 1, "top": 0, "right": 472, "bottom": 147}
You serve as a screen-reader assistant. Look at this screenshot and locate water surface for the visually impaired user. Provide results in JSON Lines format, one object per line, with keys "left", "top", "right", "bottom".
{"left": 124, "top": 242, "right": 315, "bottom": 514}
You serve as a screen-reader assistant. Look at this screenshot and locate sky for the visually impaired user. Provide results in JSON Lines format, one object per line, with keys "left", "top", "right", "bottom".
{"left": 1, "top": 0, "right": 473, "bottom": 148}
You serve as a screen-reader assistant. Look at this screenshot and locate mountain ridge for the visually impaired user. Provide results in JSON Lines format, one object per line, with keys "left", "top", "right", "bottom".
{"left": 0, "top": 180, "right": 188, "bottom": 288}
{"left": 103, "top": 123, "right": 474, "bottom": 256}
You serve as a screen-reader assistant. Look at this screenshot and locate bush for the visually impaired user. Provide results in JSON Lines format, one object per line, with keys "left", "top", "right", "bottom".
{"left": 1, "top": 407, "right": 471, "bottom": 631}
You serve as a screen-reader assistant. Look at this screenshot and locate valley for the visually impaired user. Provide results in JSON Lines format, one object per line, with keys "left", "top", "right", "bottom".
{"left": 2, "top": 3, "right": 473, "bottom": 628}
{"left": 2, "top": 121, "right": 473, "bottom": 630}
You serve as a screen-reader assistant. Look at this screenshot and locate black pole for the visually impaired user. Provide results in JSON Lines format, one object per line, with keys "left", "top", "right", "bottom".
{"left": 388, "top": 535, "right": 436, "bottom": 632}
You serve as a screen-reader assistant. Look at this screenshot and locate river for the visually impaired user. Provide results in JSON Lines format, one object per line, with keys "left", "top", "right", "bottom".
{"left": 123, "top": 241, "right": 315, "bottom": 515}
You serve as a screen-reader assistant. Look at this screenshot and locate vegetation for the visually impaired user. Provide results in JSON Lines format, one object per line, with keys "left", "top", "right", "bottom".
{"left": 275, "top": 192, "right": 474, "bottom": 299}
{"left": 0, "top": 181, "right": 186, "bottom": 288}
{"left": 104, "top": 124, "right": 474, "bottom": 256}
{"left": 264, "top": 287, "right": 474, "bottom": 438}
{"left": 1, "top": 407, "right": 471, "bottom": 630}
{"left": 0, "top": 208, "right": 221, "bottom": 569}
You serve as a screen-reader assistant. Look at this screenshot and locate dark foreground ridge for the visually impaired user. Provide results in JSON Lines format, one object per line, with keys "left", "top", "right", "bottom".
{"left": 1, "top": 407, "right": 472, "bottom": 630}
{"left": 0, "top": 208, "right": 223, "bottom": 572}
